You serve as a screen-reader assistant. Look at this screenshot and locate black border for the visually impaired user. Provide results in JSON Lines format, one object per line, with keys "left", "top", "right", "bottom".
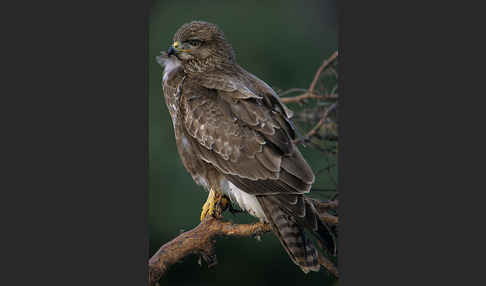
{"left": 4, "top": 0, "right": 467, "bottom": 285}
{"left": 5, "top": 1, "right": 151, "bottom": 285}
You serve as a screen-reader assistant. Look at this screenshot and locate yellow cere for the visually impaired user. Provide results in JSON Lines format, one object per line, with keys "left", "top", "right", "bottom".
{"left": 172, "top": 41, "right": 191, "bottom": 52}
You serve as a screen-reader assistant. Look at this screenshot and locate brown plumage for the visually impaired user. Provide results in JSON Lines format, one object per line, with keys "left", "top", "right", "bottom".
{"left": 157, "top": 21, "right": 335, "bottom": 273}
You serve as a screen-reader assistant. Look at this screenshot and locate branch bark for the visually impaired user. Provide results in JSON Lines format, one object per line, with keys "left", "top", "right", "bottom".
{"left": 149, "top": 203, "right": 339, "bottom": 286}
{"left": 311, "top": 198, "right": 339, "bottom": 211}
{"left": 148, "top": 218, "right": 272, "bottom": 286}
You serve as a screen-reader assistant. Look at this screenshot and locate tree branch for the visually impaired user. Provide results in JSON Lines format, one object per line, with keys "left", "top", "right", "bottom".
{"left": 311, "top": 198, "right": 339, "bottom": 211}
{"left": 293, "top": 102, "right": 337, "bottom": 145}
{"left": 308, "top": 51, "right": 338, "bottom": 93}
{"left": 280, "top": 92, "right": 330, "bottom": 104}
{"left": 280, "top": 51, "right": 338, "bottom": 104}
{"left": 148, "top": 218, "right": 271, "bottom": 286}
{"left": 304, "top": 103, "right": 337, "bottom": 138}
{"left": 278, "top": 51, "right": 339, "bottom": 145}
{"left": 149, "top": 203, "right": 339, "bottom": 286}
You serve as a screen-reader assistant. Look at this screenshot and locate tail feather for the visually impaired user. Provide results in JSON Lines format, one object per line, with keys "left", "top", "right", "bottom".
{"left": 302, "top": 197, "right": 337, "bottom": 256}
{"left": 258, "top": 196, "right": 324, "bottom": 273}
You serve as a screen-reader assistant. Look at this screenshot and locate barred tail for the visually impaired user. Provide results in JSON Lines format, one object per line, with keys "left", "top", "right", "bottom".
{"left": 258, "top": 196, "right": 321, "bottom": 273}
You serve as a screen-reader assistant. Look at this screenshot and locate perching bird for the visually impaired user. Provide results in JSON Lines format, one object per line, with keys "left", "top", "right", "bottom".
{"left": 157, "top": 21, "right": 336, "bottom": 273}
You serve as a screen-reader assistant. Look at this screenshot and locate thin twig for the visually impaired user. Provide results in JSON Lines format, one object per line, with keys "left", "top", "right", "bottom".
{"left": 320, "top": 213, "right": 339, "bottom": 226}
{"left": 308, "top": 51, "right": 338, "bottom": 93}
{"left": 308, "top": 198, "right": 339, "bottom": 211}
{"left": 280, "top": 51, "right": 338, "bottom": 104}
{"left": 306, "top": 103, "right": 337, "bottom": 138}
{"left": 294, "top": 103, "right": 337, "bottom": 145}
{"left": 278, "top": 88, "right": 309, "bottom": 97}
{"left": 280, "top": 92, "right": 329, "bottom": 104}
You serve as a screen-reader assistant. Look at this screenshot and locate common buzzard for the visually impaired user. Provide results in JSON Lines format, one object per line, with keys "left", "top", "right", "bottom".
{"left": 157, "top": 21, "right": 335, "bottom": 273}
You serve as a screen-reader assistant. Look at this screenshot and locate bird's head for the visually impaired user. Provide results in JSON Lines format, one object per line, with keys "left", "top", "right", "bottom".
{"left": 167, "top": 21, "right": 236, "bottom": 72}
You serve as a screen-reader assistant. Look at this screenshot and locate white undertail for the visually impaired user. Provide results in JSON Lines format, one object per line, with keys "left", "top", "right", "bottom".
{"left": 220, "top": 178, "right": 267, "bottom": 221}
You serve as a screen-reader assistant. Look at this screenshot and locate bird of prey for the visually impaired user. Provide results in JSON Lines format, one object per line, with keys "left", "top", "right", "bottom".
{"left": 157, "top": 20, "right": 335, "bottom": 273}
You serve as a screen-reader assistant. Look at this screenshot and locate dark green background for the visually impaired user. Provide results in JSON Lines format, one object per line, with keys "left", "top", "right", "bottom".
{"left": 149, "top": 1, "right": 338, "bottom": 285}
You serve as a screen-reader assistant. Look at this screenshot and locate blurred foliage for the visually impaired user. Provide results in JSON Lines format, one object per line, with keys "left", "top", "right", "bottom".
{"left": 149, "top": 0, "right": 338, "bottom": 285}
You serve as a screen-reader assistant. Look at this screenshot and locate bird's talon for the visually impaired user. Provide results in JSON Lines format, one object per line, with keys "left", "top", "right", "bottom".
{"left": 200, "top": 190, "right": 230, "bottom": 221}
{"left": 200, "top": 188, "right": 218, "bottom": 221}
{"left": 200, "top": 194, "right": 214, "bottom": 221}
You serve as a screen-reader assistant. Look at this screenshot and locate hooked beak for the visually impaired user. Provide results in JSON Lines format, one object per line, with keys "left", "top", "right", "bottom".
{"left": 167, "top": 46, "right": 176, "bottom": 57}
{"left": 167, "top": 41, "right": 191, "bottom": 57}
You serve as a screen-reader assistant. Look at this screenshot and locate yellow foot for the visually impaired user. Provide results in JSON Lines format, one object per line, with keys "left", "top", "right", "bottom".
{"left": 200, "top": 189, "right": 230, "bottom": 221}
{"left": 200, "top": 189, "right": 217, "bottom": 221}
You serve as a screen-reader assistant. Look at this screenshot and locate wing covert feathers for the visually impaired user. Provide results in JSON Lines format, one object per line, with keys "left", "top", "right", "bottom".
{"left": 177, "top": 67, "right": 335, "bottom": 272}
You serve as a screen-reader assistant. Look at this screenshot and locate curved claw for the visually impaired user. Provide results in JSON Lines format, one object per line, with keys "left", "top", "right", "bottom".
{"left": 200, "top": 190, "right": 230, "bottom": 221}
{"left": 200, "top": 189, "right": 217, "bottom": 221}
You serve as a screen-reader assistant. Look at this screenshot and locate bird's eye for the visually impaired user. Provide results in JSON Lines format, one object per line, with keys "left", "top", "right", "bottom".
{"left": 188, "top": 39, "right": 202, "bottom": 47}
